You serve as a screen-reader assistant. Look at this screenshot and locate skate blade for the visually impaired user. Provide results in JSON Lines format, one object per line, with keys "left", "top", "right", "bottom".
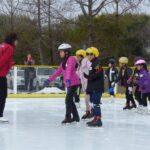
{"left": 86, "top": 125, "right": 103, "bottom": 128}
{"left": 0, "top": 121, "right": 9, "bottom": 124}
{"left": 82, "top": 118, "right": 93, "bottom": 121}
{"left": 61, "top": 122, "right": 79, "bottom": 126}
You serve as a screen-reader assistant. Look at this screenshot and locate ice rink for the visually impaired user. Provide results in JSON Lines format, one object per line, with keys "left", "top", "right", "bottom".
{"left": 1, "top": 97, "right": 150, "bottom": 150}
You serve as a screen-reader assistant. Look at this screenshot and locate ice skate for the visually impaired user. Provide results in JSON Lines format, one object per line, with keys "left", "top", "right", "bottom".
{"left": 136, "top": 105, "right": 143, "bottom": 113}
{"left": 123, "top": 105, "right": 131, "bottom": 110}
{"left": 71, "top": 117, "right": 80, "bottom": 123}
{"left": 0, "top": 117, "right": 9, "bottom": 123}
{"left": 82, "top": 111, "right": 93, "bottom": 120}
{"left": 75, "top": 102, "right": 81, "bottom": 109}
{"left": 61, "top": 118, "right": 72, "bottom": 124}
{"left": 87, "top": 116, "right": 102, "bottom": 127}
{"left": 130, "top": 104, "right": 137, "bottom": 109}
{"left": 147, "top": 108, "right": 150, "bottom": 115}
{"left": 86, "top": 116, "right": 97, "bottom": 126}
{"left": 110, "top": 96, "right": 115, "bottom": 103}
{"left": 141, "top": 107, "right": 148, "bottom": 115}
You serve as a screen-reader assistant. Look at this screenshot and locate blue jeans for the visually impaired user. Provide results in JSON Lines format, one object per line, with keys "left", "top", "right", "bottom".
{"left": 90, "top": 91, "right": 102, "bottom": 117}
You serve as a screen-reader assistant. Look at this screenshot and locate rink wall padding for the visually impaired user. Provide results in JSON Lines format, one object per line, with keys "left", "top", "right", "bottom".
{"left": 8, "top": 93, "right": 125, "bottom": 99}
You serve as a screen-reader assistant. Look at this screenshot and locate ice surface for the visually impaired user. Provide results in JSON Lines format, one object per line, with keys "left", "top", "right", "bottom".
{"left": 35, "top": 87, "right": 66, "bottom": 94}
{"left": 1, "top": 98, "right": 150, "bottom": 150}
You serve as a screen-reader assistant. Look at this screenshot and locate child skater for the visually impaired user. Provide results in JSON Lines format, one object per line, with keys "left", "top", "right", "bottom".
{"left": 112, "top": 57, "right": 136, "bottom": 110}
{"left": 135, "top": 59, "right": 150, "bottom": 113}
{"left": 45, "top": 43, "right": 81, "bottom": 124}
{"left": 84, "top": 47, "right": 104, "bottom": 127}
{"left": 105, "top": 58, "right": 118, "bottom": 103}
{"left": 75, "top": 49, "right": 93, "bottom": 119}
{"left": 128, "top": 57, "right": 144, "bottom": 110}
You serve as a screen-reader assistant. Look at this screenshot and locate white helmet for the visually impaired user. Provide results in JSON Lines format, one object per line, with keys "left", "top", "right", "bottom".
{"left": 58, "top": 43, "right": 72, "bottom": 51}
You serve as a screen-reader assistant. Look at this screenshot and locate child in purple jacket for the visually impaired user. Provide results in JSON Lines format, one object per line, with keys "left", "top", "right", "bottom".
{"left": 45, "top": 43, "right": 81, "bottom": 124}
{"left": 135, "top": 59, "right": 150, "bottom": 113}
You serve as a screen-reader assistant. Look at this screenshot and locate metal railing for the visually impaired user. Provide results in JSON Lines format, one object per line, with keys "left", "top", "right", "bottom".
{"left": 8, "top": 65, "right": 150, "bottom": 95}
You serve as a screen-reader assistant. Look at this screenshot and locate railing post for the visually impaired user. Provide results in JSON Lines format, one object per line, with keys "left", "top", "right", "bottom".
{"left": 13, "top": 66, "right": 17, "bottom": 94}
{"left": 114, "top": 83, "right": 118, "bottom": 94}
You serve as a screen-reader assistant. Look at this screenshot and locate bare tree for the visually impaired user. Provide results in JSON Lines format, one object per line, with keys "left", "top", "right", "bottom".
{"left": 0, "top": 0, "right": 22, "bottom": 31}
{"left": 112, "top": 0, "right": 143, "bottom": 16}
{"left": 41, "top": 0, "right": 55, "bottom": 64}
{"left": 67, "top": 0, "right": 112, "bottom": 45}
{"left": 19, "top": 0, "right": 46, "bottom": 64}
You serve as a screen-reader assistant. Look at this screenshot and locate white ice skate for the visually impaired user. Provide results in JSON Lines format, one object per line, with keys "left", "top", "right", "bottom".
{"left": 136, "top": 105, "right": 143, "bottom": 114}
{"left": 0, "top": 117, "right": 9, "bottom": 123}
{"left": 110, "top": 96, "right": 115, "bottom": 103}
{"left": 75, "top": 102, "right": 81, "bottom": 109}
{"left": 138, "top": 107, "right": 148, "bottom": 115}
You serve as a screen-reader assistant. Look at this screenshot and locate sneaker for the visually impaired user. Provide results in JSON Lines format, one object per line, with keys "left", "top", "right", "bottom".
{"left": 0, "top": 117, "right": 9, "bottom": 123}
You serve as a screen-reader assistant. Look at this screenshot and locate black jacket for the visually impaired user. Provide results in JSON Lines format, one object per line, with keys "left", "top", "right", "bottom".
{"left": 115, "top": 66, "right": 133, "bottom": 87}
{"left": 105, "top": 67, "right": 118, "bottom": 83}
{"left": 85, "top": 58, "right": 104, "bottom": 93}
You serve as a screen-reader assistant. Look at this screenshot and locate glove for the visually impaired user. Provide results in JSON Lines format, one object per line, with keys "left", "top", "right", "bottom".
{"left": 127, "top": 77, "right": 132, "bottom": 84}
{"left": 66, "top": 79, "right": 71, "bottom": 86}
{"left": 84, "top": 73, "right": 89, "bottom": 79}
{"left": 44, "top": 79, "right": 51, "bottom": 87}
{"left": 108, "top": 87, "right": 114, "bottom": 95}
{"left": 111, "top": 82, "right": 115, "bottom": 87}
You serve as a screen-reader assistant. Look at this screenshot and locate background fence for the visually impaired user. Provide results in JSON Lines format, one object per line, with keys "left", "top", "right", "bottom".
{"left": 7, "top": 65, "right": 150, "bottom": 96}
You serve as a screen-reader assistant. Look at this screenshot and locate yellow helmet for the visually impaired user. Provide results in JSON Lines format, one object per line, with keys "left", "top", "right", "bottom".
{"left": 76, "top": 49, "right": 86, "bottom": 58}
{"left": 119, "top": 57, "right": 128, "bottom": 64}
{"left": 90, "top": 47, "right": 100, "bottom": 57}
{"left": 86, "top": 47, "right": 92, "bottom": 53}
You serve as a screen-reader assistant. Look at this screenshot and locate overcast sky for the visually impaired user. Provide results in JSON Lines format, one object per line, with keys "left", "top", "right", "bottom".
{"left": 140, "top": 0, "right": 150, "bottom": 14}
{"left": 56, "top": 0, "right": 150, "bottom": 15}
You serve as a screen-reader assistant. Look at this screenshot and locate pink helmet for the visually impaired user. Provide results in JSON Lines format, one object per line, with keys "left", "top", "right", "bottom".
{"left": 135, "top": 59, "right": 146, "bottom": 66}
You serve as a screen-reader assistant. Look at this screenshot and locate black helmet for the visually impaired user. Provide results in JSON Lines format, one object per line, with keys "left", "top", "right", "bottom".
{"left": 109, "top": 58, "right": 115, "bottom": 65}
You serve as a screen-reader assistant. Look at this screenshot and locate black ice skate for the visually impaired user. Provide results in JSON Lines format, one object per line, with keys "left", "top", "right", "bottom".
{"left": 71, "top": 117, "right": 80, "bottom": 123}
{"left": 87, "top": 116, "right": 102, "bottom": 127}
{"left": 61, "top": 118, "right": 72, "bottom": 124}
{"left": 82, "top": 111, "right": 93, "bottom": 120}
{"left": 130, "top": 104, "right": 137, "bottom": 109}
{"left": 123, "top": 105, "right": 131, "bottom": 110}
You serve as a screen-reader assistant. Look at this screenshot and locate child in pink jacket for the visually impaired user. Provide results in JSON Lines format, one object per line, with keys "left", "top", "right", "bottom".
{"left": 76, "top": 49, "right": 92, "bottom": 119}
{"left": 45, "top": 43, "right": 81, "bottom": 124}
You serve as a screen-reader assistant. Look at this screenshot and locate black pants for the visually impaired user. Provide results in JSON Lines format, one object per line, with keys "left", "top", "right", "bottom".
{"left": 65, "top": 85, "right": 79, "bottom": 119}
{"left": 134, "top": 87, "right": 142, "bottom": 105}
{"left": 74, "top": 84, "right": 82, "bottom": 103}
{"left": 90, "top": 91, "right": 102, "bottom": 117}
{"left": 25, "top": 78, "right": 34, "bottom": 91}
{"left": 125, "top": 87, "right": 136, "bottom": 106}
{"left": 0, "top": 77, "right": 7, "bottom": 117}
{"left": 141, "top": 93, "right": 150, "bottom": 107}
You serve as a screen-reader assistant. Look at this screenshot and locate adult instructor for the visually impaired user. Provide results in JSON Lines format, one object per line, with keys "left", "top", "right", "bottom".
{"left": 0, "top": 33, "right": 18, "bottom": 122}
